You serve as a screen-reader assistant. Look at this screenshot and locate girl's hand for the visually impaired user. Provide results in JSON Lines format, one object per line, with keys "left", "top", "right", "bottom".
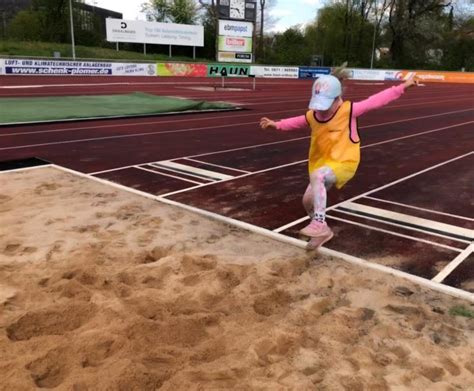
{"left": 403, "top": 75, "right": 419, "bottom": 89}
{"left": 260, "top": 117, "right": 277, "bottom": 130}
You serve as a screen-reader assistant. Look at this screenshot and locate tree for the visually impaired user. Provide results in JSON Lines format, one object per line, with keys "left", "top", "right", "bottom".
{"left": 141, "top": 0, "right": 199, "bottom": 24}
{"left": 387, "top": 0, "right": 452, "bottom": 68}
{"left": 256, "top": 0, "right": 278, "bottom": 62}
{"left": 267, "top": 27, "right": 309, "bottom": 65}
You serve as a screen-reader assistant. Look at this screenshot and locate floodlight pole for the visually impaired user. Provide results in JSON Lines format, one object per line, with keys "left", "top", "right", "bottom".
{"left": 69, "top": 0, "right": 76, "bottom": 59}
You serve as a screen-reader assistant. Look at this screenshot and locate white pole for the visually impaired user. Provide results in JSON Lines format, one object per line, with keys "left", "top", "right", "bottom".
{"left": 169, "top": 45, "right": 172, "bottom": 58}
{"left": 69, "top": 0, "right": 76, "bottom": 59}
{"left": 144, "top": 43, "right": 147, "bottom": 56}
{"left": 116, "top": 42, "right": 119, "bottom": 51}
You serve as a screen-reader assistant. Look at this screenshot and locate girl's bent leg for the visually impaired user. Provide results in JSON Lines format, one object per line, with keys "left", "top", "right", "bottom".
{"left": 310, "top": 166, "right": 336, "bottom": 223}
{"left": 302, "top": 184, "right": 313, "bottom": 218}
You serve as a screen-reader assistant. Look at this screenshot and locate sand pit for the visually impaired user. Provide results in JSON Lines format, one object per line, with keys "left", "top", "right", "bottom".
{"left": 0, "top": 167, "right": 473, "bottom": 390}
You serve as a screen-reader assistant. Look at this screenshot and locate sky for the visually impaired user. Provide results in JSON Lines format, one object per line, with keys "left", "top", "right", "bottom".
{"left": 86, "top": 0, "right": 326, "bottom": 32}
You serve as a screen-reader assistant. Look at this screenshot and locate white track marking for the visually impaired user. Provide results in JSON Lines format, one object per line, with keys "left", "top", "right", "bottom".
{"left": 432, "top": 243, "right": 474, "bottom": 283}
{"left": 0, "top": 120, "right": 257, "bottom": 151}
{"left": 326, "top": 214, "right": 462, "bottom": 252}
{"left": 158, "top": 159, "right": 308, "bottom": 198}
{"left": 238, "top": 96, "right": 474, "bottom": 109}
{"left": 135, "top": 166, "right": 203, "bottom": 185}
{"left": 362, "top": 108, "right": 474, "bottom": 129}
{"left": 274, "top": 152, "right": 474, "bottom": 232}
{"left": 87, "top": 118, "right": 473, "bottom": 175}
{"left": 332, "top": 208, "right": 471, "bottom": 245}
{"left": 364, "top": 196, "right": 474, "bottom": 222}
{"left": 90, "top": 137, "right": 308, "bottom": 175}
{"left": 150, "top": 161, "right": 233, "bottom": 181}
{"left": 144, "top": 164, "right": 214, "bottom": 182}
{"left": 183, "top": 158, "right": 251, "bottom": 174}
{"left": 359, "top": 120, "right": 474, "bottom": 149}
{"left": 43, "top": 164, "right": 474, "bottom": 302}
{"left": 340, "top": 201, "right": 473, "bottom": 240}
{"left": 1, "top": 103, "right": 471, "bottom": 139}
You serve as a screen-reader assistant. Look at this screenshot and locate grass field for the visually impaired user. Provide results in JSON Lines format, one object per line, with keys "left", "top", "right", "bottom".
{"left": 0, "top": 40, "right": 208, "bottom": 63}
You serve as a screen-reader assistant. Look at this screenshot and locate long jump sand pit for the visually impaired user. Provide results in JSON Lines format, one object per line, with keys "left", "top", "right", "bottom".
{"left": 0, "top": 167, "right": 473, "bottom": 390}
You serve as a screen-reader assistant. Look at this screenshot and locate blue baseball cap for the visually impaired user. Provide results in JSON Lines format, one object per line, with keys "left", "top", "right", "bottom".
{"left": 308, "top": 75, "right": 342, "bottom": 111}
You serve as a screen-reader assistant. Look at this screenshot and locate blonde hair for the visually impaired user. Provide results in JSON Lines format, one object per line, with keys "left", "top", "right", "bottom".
{"left": 332, "top": 61, "right": 350, "bottom": 80}
{"left": 331, "top": 62, "right": 350, "bottom": 94}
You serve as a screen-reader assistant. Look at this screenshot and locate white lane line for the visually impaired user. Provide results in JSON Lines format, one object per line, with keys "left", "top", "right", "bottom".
{"left": 183, "top": 158, "right": 251, "bottom": 174}
{"left": 340, "top": 201, "right": 473, "bottom": 240}
{"left": 362, "top": 108, "right": 474, "bottom": 129}
{"left": 89, "top": 137, "right": 309, "bottom": 175}
{"left": 145, "top": 164, "right": 214, "bottom": 182}
{"left": 158, "top": 159, "right": 308, "bottom": 198}
{"left": 333, "top": 207, "right": 471, "bottom": 245}
{"left": 89, "top": 119, "right": 473, "bottom": 176}
{"left": 0, "top": 120, "right": 257, "bottom": 151}
{"left": 240, "top": 96, "right": 474, "bottom": 109}
{"left": 153, "top": 161, "right": 234, "bottom": 181}
{"left": 135, "top": 166, "right": 203, "bottom": 185}
{"left": 364, "top": 196, "right": 474, "bottom": 222}
{"left": 326, "top": 214, "right": 462, "bottom": 252}
{"left": 2, "top": 106, "right": 471, "bottom": 154}
{"left": 1, "top": 97, "right": 472, "bottom": 138}
{"left": 432, "top": 243, "right": 474, "bottom": 283}
{"left": 360, "top": 120, "right": 474, "bottom": 149}
{"left": 273, "top": 152, "right": 474, "bottom": 232}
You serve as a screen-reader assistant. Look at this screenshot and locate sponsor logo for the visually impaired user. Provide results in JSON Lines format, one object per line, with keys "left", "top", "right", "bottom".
{"left": 223, "top": 24, "right": 249, "bottom": 33}
{"left": 226, "top": 37, "right": 245, "bottom": 46}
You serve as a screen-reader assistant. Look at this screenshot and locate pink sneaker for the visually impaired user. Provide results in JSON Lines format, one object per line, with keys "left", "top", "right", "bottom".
{"left": 299, "top": 221, "right": 334, "bottom": 250}
{"left": 299, "top": 220, "right": 330, "bottom": 238}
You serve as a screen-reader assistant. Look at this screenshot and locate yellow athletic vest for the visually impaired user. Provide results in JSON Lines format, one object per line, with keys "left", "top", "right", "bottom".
{"left": 305, "top": 101, "right": 360, "bottom": 189}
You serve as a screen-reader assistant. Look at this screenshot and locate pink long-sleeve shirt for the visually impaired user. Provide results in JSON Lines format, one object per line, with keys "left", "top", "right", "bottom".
{"left": 276, "top": 85, "right": 405, "bottom": 137}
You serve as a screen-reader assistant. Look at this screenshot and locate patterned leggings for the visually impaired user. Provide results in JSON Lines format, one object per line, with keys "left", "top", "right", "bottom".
{"left": 302, "top": 166, "right": 337, "bottom": 222}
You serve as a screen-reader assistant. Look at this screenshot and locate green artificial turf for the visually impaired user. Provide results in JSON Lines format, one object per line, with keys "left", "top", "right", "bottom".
{"left": 0, "top": 93, "right": 236, "bottom": 124}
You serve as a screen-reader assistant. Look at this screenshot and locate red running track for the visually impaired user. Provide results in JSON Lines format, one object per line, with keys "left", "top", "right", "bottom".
{"left": 1, "top": 75, "right": 473, "bottom": 297}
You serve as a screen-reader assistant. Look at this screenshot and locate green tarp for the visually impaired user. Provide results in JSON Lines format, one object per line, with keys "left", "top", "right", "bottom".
{"left": 0, "top": 93, "right": 236, "bottom": 125}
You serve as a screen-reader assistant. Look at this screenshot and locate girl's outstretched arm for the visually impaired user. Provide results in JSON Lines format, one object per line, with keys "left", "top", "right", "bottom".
{"left": 260, "top": 115, "right": 308, "bottom": 131}
{"left": 353, "top": 75, "right": 418, "bottom": 118}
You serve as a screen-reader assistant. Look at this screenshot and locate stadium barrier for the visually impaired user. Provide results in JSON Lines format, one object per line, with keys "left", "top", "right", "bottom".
{"left": 0, "top": 58, "right": 156, "bottom": 76}
{"left": 1, "top": 58, "right": 473, "bottom": 83}
{"left": 397, "top": 70, "right": 474, "bottom": 84}
{"left": 250, "top": 66, "right": 299, "bottom": 79}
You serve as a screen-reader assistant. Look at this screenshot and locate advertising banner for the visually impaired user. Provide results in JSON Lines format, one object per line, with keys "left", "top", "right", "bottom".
{"left": 218, "top": 36, "right": 252, "bottom": 52}
{"left": 398, "top": 70, "right": 474, "bottom": 84}
{"left": 106, "top": 19, "right": 204, "bottom": 47}
{"left": 218, "top": 52, "right": 252, "bottom": 63}
{"left": 250, "top": 66, "right": 299, "bottom": 78}
{"left": 298, "top": 67, "right": 331, "bottom": 79}
{"left": 106, "top": 19, "right": 145, "bottom": 43}
{"left": 347, "top": 68, "right": 386, "bottom": 81}
{"left": 2, "top": 59, "right": 156, "bottom": 76}
{"left": 111, "top": 63, "right": 156, "bottom": 76}
{"left": 207, "top": 64, "right": 250, "bottom": 77}
{"left": 3, "top": 59, "right": 113, "bottom": 75}
{"left": 218, "top": 20, "right": 254, "bottom": 38}
{"left": 157, "top": 63, "right": 207, "bottom": 77}
{"left": 384, "top": 70, "right": 403, "bottom": 81}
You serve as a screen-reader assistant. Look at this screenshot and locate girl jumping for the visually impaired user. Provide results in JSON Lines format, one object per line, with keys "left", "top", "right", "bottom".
{"left": 260, "top": 70, "right": 418, "bottom": 249}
